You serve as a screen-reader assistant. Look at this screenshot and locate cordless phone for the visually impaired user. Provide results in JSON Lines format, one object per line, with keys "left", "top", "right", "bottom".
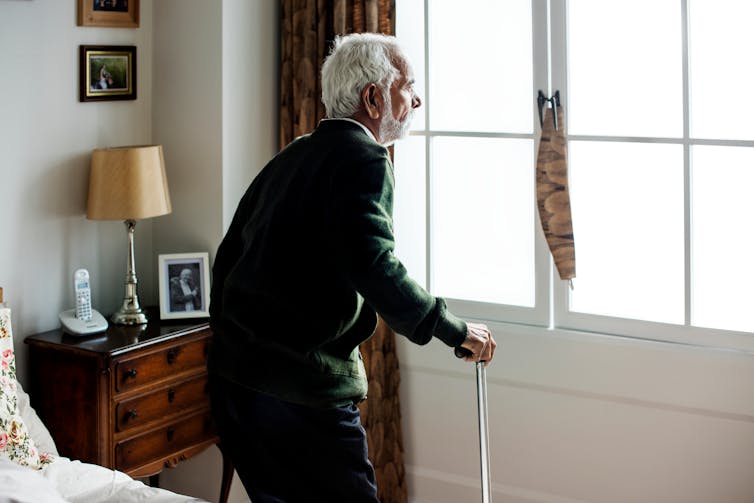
{"left": 59, "top": 268, "right": 108, "bottom": 335}
{"left": 74, "top": 268, "right": 93, "bottom": 321}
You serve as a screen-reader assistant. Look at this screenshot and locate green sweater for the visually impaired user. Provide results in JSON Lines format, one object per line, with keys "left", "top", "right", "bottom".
{"left": 209, "top": 120, "right": 466, "bottom": 408}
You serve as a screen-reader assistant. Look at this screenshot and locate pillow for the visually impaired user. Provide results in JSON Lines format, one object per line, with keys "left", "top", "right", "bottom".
{"left": 0, "top": 307, "right": 54, "bottom": 469}
{"left": 17, "top": 382, "right": 58, "bottom": 457}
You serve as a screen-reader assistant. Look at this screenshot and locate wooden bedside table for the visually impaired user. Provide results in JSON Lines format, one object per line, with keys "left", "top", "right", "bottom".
{"left": 25, "top": 317, "right": 233, "bottom": 503}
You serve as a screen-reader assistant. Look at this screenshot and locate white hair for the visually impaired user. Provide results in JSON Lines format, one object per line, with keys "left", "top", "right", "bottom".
{"left": 321, "top": 33, "right": 403, "bottom": 119}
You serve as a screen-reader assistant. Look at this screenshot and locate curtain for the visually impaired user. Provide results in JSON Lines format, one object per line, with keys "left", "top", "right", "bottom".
{"left": 280, "top": 0, "right": 395, "bottom": 147}
{"left": 279, "top": 2, "right": 407, "bottom": 502}
{"left": 536, "top": 101, "right": 576, "bottom": 282}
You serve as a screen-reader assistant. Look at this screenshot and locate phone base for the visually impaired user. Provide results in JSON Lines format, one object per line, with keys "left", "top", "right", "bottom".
{"left": 59, "top": 309, "right": 109, "bottom": 336}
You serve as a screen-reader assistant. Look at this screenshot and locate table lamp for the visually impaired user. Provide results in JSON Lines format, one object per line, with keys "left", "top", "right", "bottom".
{"left": 86, "top": 145, "right": 172, "bottom": 325}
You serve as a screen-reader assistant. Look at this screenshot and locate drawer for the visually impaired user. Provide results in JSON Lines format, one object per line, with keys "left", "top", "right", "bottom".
{"left": 115, "top": 410, "right": 214, "bottom": 473}
{"left": 115, "top": 336, "right": 209, "bottom": 392}
{"left": 116, "top": 374, "right": 209, "bottom": 432}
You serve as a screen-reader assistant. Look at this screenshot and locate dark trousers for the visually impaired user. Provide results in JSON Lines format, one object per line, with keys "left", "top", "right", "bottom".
{"left": 209, "top": 375, "right": 380, "bottom": 503}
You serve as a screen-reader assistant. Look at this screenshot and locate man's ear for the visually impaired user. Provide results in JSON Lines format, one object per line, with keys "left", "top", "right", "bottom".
{"left": 361, "top": 83, "right": 383, "bottom": 120}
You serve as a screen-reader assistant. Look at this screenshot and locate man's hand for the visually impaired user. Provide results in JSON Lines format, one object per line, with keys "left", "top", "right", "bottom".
{"left": 456, "top": 322, "right": 496, "bottom": 365}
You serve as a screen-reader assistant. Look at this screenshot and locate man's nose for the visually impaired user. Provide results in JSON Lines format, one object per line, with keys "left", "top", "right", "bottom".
{"left": 412, "top": 93, "right": 422, "bottom": 109}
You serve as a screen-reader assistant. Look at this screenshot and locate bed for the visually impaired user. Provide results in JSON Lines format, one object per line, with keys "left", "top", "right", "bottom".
{"left": 1, "top": 383, "right": 209, "bottom": 503}
{"left": 0, "top": 298, "right": 209, "bottom": 503}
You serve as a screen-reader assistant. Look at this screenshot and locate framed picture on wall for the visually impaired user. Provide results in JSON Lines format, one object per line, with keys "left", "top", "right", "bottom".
{"left": 79, "top": 45, "right": 136, "bottom": 102}
{"left": 158, "top": 253, "right": 211, "bottom": 320}
{"left": 77, "top": 0, "right": 139, "bottom": 28}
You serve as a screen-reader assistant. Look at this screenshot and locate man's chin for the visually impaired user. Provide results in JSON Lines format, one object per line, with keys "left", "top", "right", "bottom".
{"left": 378, "top": 114, "right": 414, "bottom": 146}
{"left": 381, "top": 126, "right": 412, "bottom": 147}
{"left": 380, "top": 132, "right": 404, "bottom": 147}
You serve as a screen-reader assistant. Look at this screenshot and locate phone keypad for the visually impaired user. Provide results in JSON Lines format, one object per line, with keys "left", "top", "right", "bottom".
{"left": 76, "top": 291, "right": 92, "bottom": 321}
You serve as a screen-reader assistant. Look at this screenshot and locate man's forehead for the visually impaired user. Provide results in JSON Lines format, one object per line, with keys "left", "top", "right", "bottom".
{"left": 393, "top": 54, "right": 414, "bottom": 80}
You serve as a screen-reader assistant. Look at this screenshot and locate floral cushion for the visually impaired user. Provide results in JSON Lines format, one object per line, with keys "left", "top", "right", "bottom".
{"left": 0, "top": 307, "right": 54, "bottom": 469}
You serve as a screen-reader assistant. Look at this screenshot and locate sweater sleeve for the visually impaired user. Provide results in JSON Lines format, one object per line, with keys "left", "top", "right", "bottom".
{"left": 332, "top": 153, "right": 466, "bottom": 347}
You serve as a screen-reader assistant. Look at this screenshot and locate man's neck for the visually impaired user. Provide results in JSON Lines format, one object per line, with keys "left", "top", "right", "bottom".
{"left": 345, "top": 112, "right": 381, "bottom": 144}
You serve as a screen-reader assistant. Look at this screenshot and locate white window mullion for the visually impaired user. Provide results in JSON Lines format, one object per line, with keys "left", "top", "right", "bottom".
{"left": 533, "top": 0, "right": 554, "bottom": 326}
{"left": 549, "top": 0, "right": 571, "bottom": 329}
{"left": 681, "top": 0, "right": 692, "bottom": 329}
{"left": 423, "top": 0, "right": 432, "bottom": 292}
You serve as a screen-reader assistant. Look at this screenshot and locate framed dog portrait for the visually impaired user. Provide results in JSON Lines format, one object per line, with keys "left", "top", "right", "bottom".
{"left": 78, "top": 0, "right": 140, "bottom": 28}
{"left": 79, "top": 45, "right": 136, "bottom": 102}
{"left": 158, "top": 252, "right": 211, "bottom": 320}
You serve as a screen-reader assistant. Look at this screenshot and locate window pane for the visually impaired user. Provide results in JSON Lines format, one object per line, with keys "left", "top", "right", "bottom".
{"left": 688, "top": 0, "right": 754, "bottom": 141}
{"left": 691, "top": 146, "right": 754, "bottom": 332}
{"left": 428, "top": 0, "right": 533, "bottom": 133}
{"left": 395, "top": 0, "right": 426, "bottom": 130}
{"left": 568, "top": 0, "right": 682, "bottom": 137}
{"left": 431, "top": 137, "right": 534, "bottom": 306}
{"left": 393, "top": 136, "right": 427, "bottom": 289}
{"left": 568, "top": 141, "right": 684, "bottom": 323}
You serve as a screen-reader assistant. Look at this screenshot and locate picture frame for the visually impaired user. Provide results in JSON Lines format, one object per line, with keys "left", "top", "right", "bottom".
{"left": 158, "top": 252, "right": 211, "bottom": 320}
{"left": 79, "top": 45, "right": 136, "bottom": 102}
{"left": 77, "top": 0, "right": 139, "bottom": 28}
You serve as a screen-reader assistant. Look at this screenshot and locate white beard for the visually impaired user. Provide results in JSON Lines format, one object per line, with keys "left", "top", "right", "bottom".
{"left": 379, "top": 93, "right": 414, "bottom": 147}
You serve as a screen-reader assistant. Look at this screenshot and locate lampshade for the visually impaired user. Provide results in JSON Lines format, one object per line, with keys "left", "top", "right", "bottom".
{"left": 87, "top": 145, "right": 172, "bottom": 221}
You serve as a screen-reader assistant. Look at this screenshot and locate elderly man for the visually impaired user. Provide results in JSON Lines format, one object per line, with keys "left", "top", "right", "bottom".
{"left": 209, "top": 33, "right": 496, "bottom": 502}
{"left": 169, "top": 268, "right": 201, "bottom": 312}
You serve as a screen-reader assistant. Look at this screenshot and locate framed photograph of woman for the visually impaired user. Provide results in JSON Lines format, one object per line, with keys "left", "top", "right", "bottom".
{"left": 158, "top": 252, "right": 211, "bottom": 320}
{"left": 78, "top": 0, "right": 140, "bottom": 28}
{"left": 79, "top": 45, "right": 136, "bottom": 102}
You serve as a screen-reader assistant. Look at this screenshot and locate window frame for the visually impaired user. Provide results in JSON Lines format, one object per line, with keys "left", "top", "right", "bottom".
{"left": 551, "top": 0, "right": 754, "bottom": 352}
{"left": 396, "top": 0, "right": 754, "bottom": 353}
{"left": 401, "top": 0, "right": 552, "bottom": 327}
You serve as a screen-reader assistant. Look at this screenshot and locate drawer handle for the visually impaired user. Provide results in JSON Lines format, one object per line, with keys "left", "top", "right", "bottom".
{"left": 166, "top": 348, "right": 180, "bottom": 364}
{"left": 167, "top": 427, "right": 175, "bottom": 442}
{"left": 125, "top": 409, "right": 138, "bottom": 421}
{"left": 125, "top": 369, "right": 138, "bottom": 379}
{"left": 168, "top": 389, "right": 175, "bottom": 403}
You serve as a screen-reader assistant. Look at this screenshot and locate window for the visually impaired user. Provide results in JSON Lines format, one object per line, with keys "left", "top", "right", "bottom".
{"left": 395, "top": 0, "right": 754, "bottom": 351}
{"left": 394, "top": 0, "right": 547, "bottom": 326}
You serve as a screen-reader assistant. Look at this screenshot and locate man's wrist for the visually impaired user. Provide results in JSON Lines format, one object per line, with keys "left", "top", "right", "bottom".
{"left": 433, "top": 299, "right": 467, "bottom": 347}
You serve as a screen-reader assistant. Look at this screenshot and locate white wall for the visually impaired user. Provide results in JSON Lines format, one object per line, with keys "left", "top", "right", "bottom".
{"left": 399, "top": 324, "right": 754, "bottom": 503}
{"left": 151, "top": 0, "right": 224, "bottom": 259}
{"left": 0, "top": 0, "right": 156, "bottom": 383}
{"left": 220, "top": 0, "right": 278, "bottom": 231}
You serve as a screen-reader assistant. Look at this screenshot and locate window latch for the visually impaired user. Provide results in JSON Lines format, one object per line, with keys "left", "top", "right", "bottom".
{"left": 537, "top": 90, "right": 561, "bottom": 130}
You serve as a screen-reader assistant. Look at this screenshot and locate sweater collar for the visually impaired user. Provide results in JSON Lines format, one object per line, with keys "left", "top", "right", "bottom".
{"left": 319, "top": 118, "right": 377, "bottom": 143}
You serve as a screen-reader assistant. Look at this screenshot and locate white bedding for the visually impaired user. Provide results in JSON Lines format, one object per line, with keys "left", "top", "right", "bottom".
{"left": 0, "top": 456, "right": 66, "bottom": 503}
{"left": 6, "top": 384, "right": 209, "bottom": 503}
{"left": 42, "top": 456, "right": 208, "bottom": 503}
{"left": 0, "top": 456, "right": 208, "bottom": 503}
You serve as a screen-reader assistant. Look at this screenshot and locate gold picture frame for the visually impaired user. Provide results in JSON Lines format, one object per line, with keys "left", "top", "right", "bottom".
{"left": 77, "top": 0, "right": 140, "bottom": 28}
{"left": 79, "top": 45, "right": 137, "bottom": 102}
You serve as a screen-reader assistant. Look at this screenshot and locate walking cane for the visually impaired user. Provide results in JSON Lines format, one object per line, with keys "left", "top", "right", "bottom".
{"left": 455, "top": 347, "right": 492, "bottom": 503}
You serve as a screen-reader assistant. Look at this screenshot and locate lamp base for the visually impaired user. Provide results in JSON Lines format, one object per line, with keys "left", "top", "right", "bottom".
{"left": 111, "top": 307, "right": 148, "bottom": 325}
{"left": 112, "top": 219, "right": 148, "bottom": 326}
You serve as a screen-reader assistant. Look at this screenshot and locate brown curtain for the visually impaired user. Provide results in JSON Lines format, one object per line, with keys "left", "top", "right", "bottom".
{"left": 280, "top": 0, "right": 395, "bottom": 147}
{"left": 536, "top": 103, "right": 576, "bottom": 281}
{"left": 279, "top": 2, "right": 407, "bottom": 502}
